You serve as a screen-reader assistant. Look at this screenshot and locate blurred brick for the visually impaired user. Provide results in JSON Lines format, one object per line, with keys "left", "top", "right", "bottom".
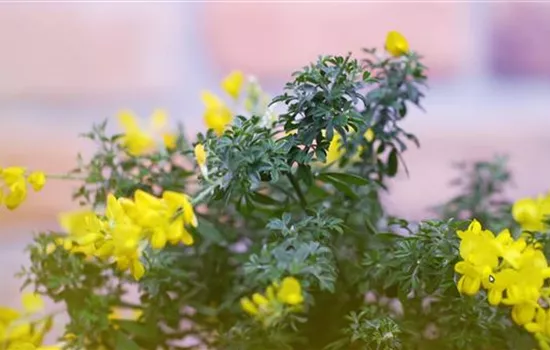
{"left": 386, "top": 126, "right": 550, "bottom": 220}
{"left": 489, "top": 3, "right": 550, "bottom": 79}
{"left": 0, "top": 3, "right": 185, "bottom": 99}
{"left": 200, "top": 3, "right": 471, "bottom": 83}
{"left": 0, "top": 118, "right": 89, "bottom": 230}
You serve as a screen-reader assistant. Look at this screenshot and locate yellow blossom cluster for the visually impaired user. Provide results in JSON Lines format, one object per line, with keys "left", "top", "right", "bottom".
{"left": 53, "top": 190, "right": 197, "bottom": 280}
{"left": 0, "top": 293, "right": 61, "bottom": 350}
{"left": 240, "top": 277, "right": 304, "bottom": 327}
{"left": 512, "top": 192, "right": 550, "bottom": 232}
{"left": 0, "top": 167, "right": 46, "bottom": 210}
{"left": 454, "top": 218, "right": 550, "bottom": 348}
{"left": 201, "top": 90, "right": 234, "bottom": 137}
{"left": 202, "top": 70, "right": 271, "bottom": 136}
{"left": 117, "top": 109, "right": 177, "bottom": 156}
{"left": 324, "top": 129, "right": 375, "bottom": 166}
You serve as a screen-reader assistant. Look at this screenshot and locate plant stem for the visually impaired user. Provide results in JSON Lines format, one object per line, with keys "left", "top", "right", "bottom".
{"left": 287, "top": 172, "right": 307, "bottom": 209}
{"left": 117, "top": 301, "right": 143, "bottom": 309}
{"left": 47, "top": 173, "right": 86, "bottom": 181}
{"left": 192, "top": 181, "right": 221, "bottom": 206}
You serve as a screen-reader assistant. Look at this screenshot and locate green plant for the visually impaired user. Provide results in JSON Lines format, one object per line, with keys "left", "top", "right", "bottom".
{"left": 2, "top": 32, "right": 549, "bottom": 350}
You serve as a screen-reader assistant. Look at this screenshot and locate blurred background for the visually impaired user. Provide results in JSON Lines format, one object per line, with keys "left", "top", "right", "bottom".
{"left": 1, "top": 2, "right": 549, "bottom": 310}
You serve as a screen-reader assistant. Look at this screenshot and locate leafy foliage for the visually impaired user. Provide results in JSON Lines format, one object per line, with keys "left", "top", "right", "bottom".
{"left": 433, "top": 155, "right": 516, "bottom": 232}
{"left": 14, "top": 36, "right": 541, "bottom": 350}
{"left": 72, "top": 120, "right": 194, "bottom": 209}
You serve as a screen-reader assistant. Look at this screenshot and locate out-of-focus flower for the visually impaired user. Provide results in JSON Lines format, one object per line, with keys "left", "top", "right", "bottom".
{"left": 0, "top": 167, "right": 47, "bottom": 210}
{"left": 221, "top": 71, "right": 245, "bottom": 100}
{"left": 26, "top": 172, "right": 46, "bottom": 192}
{"left": 385, "top": 31, "right": 409, "bottom": 57}
{"left": 194, "top": 144, "right": 206, "bottom": 168}
{"left": 201, "top": 91, "right": 233, "bottom": 136}
{"left": 240, "top": 276, "right": 304, "bottom": 327}
{"left": 512, "top": 193, "right": 550, "bottom": 232}
{"left": 0, "top": 293, "right": 58, "bottom": 349}
{"left": 117, "top": 109, "right": 176, "bottom": 156}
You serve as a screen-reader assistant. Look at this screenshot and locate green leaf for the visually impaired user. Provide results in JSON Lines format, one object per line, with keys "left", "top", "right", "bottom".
{"left": 297, "top": 164, "right": 314, "bottom": 187}
{"left": 387, "top": 149, "right": 398, "bottom": 177}
{"left": 115, "top": 331, "right": 140, "bottom": 350}
{"left": 250, "top": 191, "right": 280, "bottom": 206}
{"left": 116, "top": 320, "right": 160, "bottom": 342}
{"left": 317, "top": 174, "right": 358, "bottom": 199}
{"left": 197, "top": 218, "right": 226, "bottom": 244}
{"left": 362, "top": 71, "right": 371, "bottom": 81}
{"left": 375, "top": 232, "right": 400, "bottom": 240}
{"left": 319, "top": 172, "right": 370, "bottom": 186}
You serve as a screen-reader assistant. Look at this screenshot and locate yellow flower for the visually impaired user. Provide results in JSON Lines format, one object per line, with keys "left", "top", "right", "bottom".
{"left": 201, "top": 91, "right": 233, "bottom": 136}
{"left": 385, "top": 31, "right": 409, "bottom": 57}
{"left": 59, "top": 190, "right": 197, "bottom": 280}
{"left": 194, "top": 144, "right": 206, "bottom": 168}
{"left": 525, "top": 308, "right": 549, "bottom": 333}
{"left": 454, "top": 220, "right": 500, "bottom": 295}
{"left": 21, "top": 293, "right": 44, "bottom": 314}
{"left": 122, "top": 190, "right": 164, "bottom": 228}
{"left": 484, "top": 268, "right": 518, "bottom": 305}
{"left": 150, "top": 109, "right": 177, "bottom": 151}
{"left": 457, "top": 220, "right": 499, "bottom": 268}
{"left": 0, "top": 168, "right": 47, "bottom": 210}
{"left": 276, "top": 277, "right": 304, "bottom": 305}
{"left": 0, "top": 167, "right": 26, "bottom": 186}
{"left": 512, "top": 302, "right": 537, "bottom": 326}
{"left": 0, "top": 293, "right": 49, "bottom": 346}
{"left": 58, "top": 210, "right": 104, "bottom": 257}
{"left": 493, "top": 229, "right": 526, "bottom": 269}
{"left": 512, "top": 194, "right": 550, "bottom": 232}
{"left": 536, "top": 333, "right": 550, "bottom": 350}
{"left": 221, "top": 71, "right": 245, "bottom": 100}
{"left": 7, "top": 342, "right": 35, "bottom": 350}
{"left": 162, "top": 191, "right": 196, "bottom": 245}
{"left": 240, "top": 297, "right": 259, "bottom": 316}
{"left": 4, "top": 179, "right": 28, "bottom": 210}
{"left": 502, "top": 248, "right": 550, "bottom": 306}
{"left": 107, "top": 308, "right": 123, "bottom": 330}
{"left": 241, "top": 276, "right": 304, "bottom": 325}
{"left": 364, "top": 128, "right": 375, "bottom": 143}
{"left": 118, "top": 110, "right": 156, "bottom": 156}
{"left": 162, "top": 134, "right": 177, "bottom": 150}
{"left": 111, "top": 222, "right": 144, "bottom": 280}
{"left": 26, "top": 172, "right": 46, "bottom": 192}
{"left": 454, "top": 261, "right": 491, "bottom": 296}
{"left": 252, "top": 293, "right": 269, "bottom": 308}
{"left": 104, "top": 195, "right": 145, "bottom": 276}
{"left": 117, "top": 109, "right": 176, "bottom": 156}
{"left": 325, "top": 134, "right": 345, "bottom": 165}
{"left": 322, "top": 128, "right": 375, "bottom": 167}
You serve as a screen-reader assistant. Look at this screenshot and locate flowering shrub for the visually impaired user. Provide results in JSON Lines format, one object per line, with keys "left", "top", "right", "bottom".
{"left": 1, "top": 31, "right": 550, "bottom": 349}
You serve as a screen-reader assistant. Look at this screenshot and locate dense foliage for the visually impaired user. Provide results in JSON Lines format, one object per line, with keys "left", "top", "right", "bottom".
{"left": 1, "top": 31, "right": 550, "bottom": 350}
